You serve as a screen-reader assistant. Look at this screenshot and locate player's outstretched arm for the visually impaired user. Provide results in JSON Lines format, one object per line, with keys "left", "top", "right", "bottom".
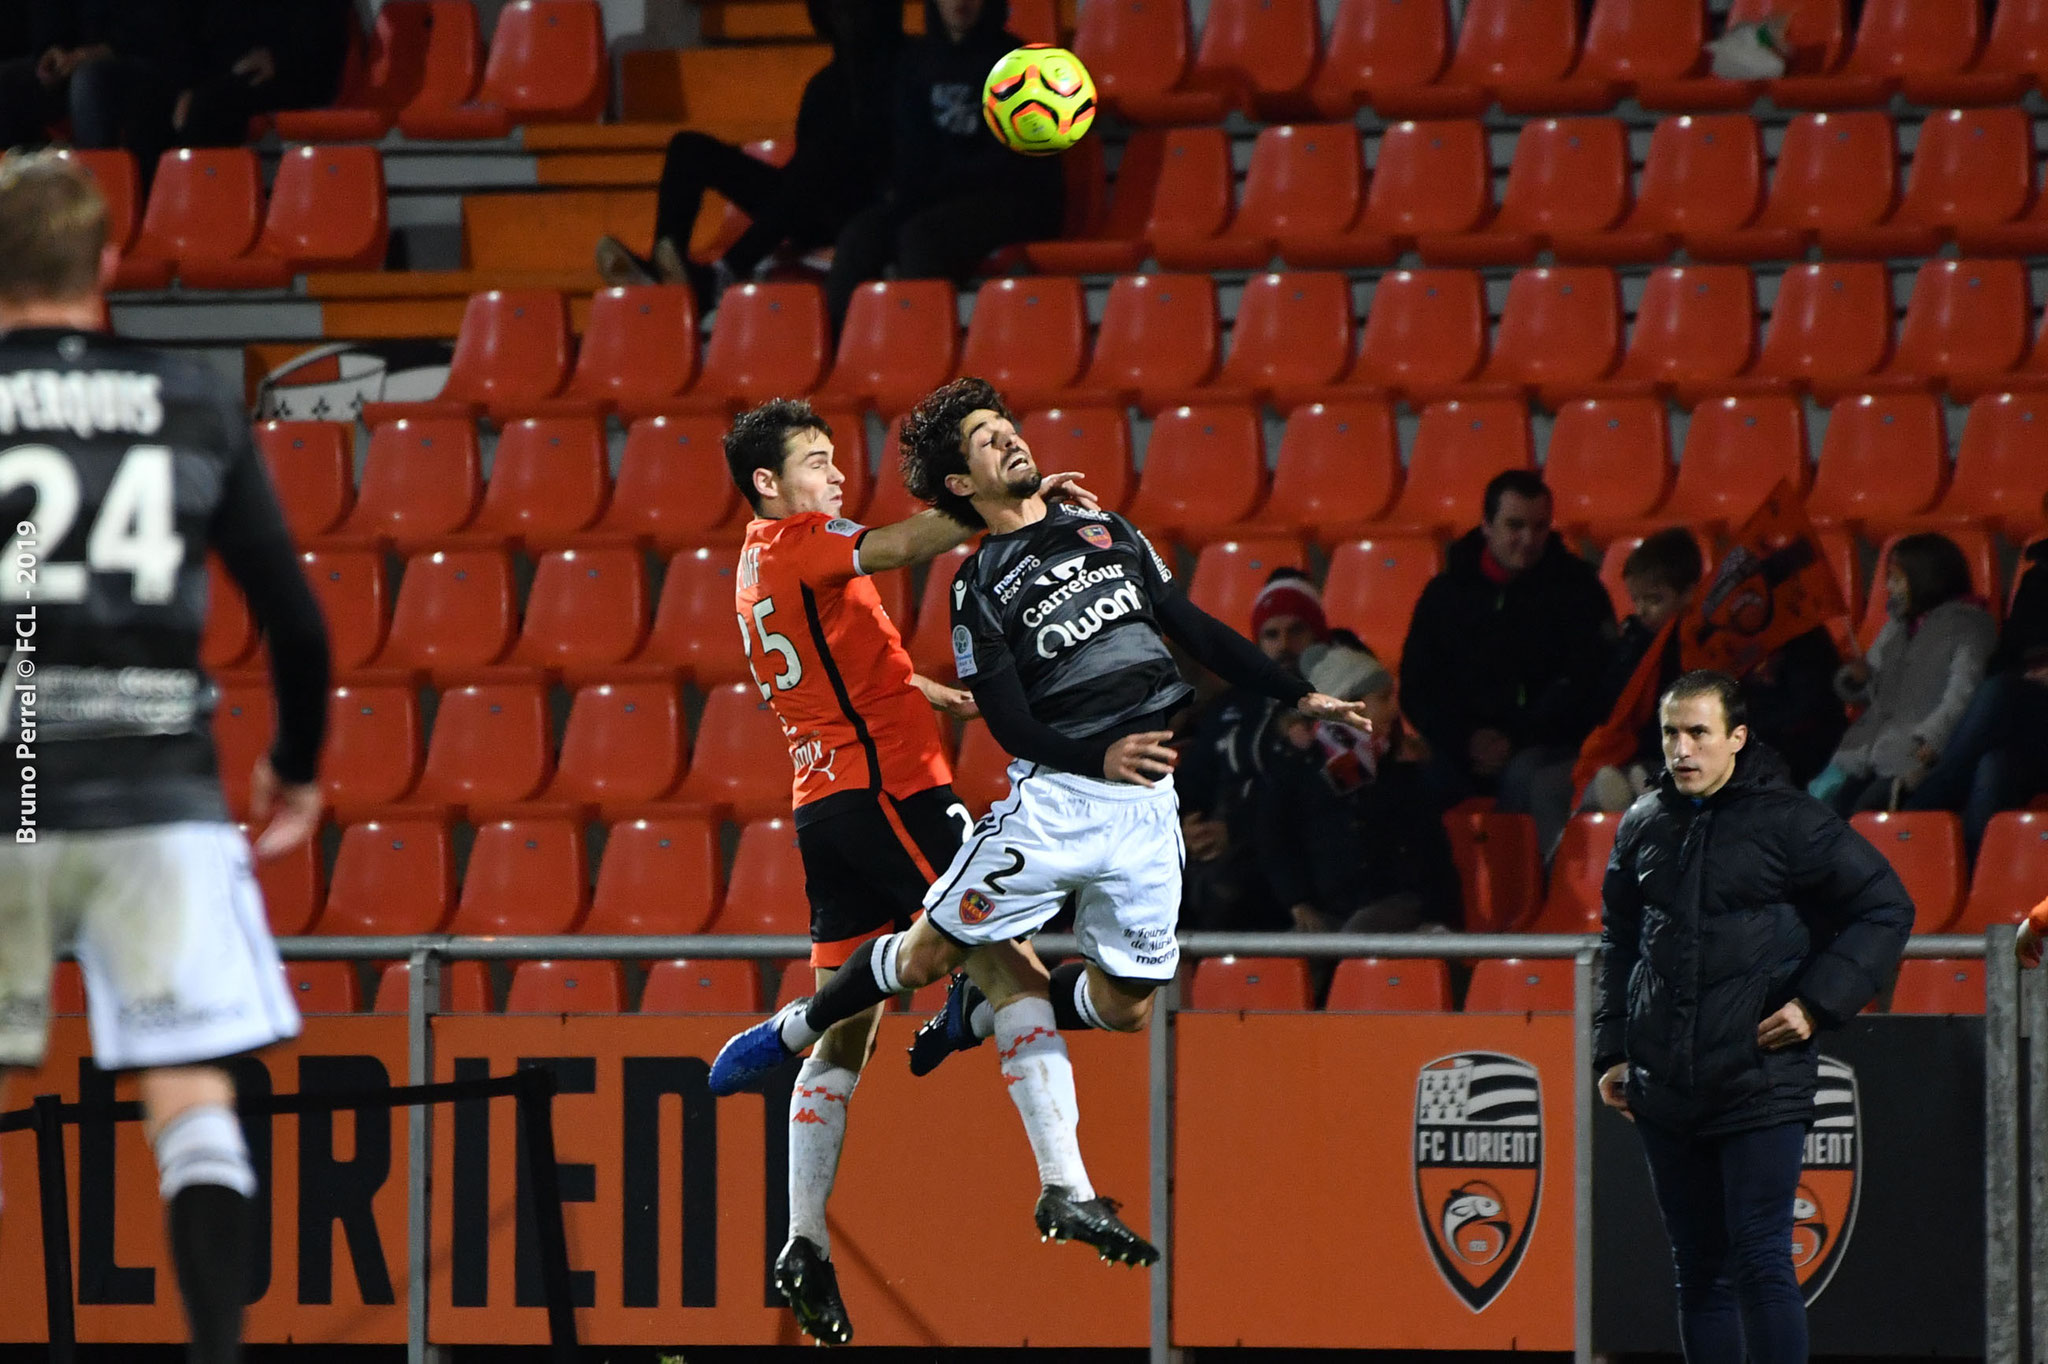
{"left": 858, "top": 472, "right": 1099, "bottom": 573}
{"left": 911, "top": 673, "right": 980, "bottom": 719}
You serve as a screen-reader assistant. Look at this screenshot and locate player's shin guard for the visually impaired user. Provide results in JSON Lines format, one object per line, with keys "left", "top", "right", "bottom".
{"left": 788, "top": 1056, "right": 858, "bottom": 1255}
{"left": 995, "top": 998, "right": 1095, "bottom": 1200}
{"left": 1048, "top": 961, "right": 1114, "bottom": 1032}
{"left": 152, "top": 1105, "right": 257, "bottom": 1364}
{"left": 782, "top": 933, "right": 905, "bottom": 1050}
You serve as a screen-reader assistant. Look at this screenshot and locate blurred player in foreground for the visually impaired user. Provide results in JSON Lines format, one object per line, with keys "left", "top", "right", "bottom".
{"left": 2014, "top": 899, "right": 2048, "bottom": 967}
{"left": 0, "top": 152, "right": 330, "bottom": 1364}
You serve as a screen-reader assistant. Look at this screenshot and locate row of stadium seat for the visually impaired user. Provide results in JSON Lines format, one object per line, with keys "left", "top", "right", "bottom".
{"left": 1080, "top": 0, "right": 2048, "bottom": 124}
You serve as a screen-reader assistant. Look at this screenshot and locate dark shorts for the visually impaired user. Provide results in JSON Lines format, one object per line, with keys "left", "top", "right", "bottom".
{"left": 797, "top": 785, "right": 968, "bottom": 967}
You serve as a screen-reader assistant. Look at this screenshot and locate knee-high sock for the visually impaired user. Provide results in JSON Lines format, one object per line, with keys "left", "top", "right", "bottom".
{"left": 1048, "top": 961, "right": 1114, "bottom": 1032}
{"left": 777, "top": 933, "right": 906, "bottom": 1052}
{"left": 787, "top": 1056, "right": 859, "bottom": 1255}
{"left": 153, "top": 1105, "right": 257, "bottom": 1364}
{"left": 995, "top": 997, "right": 1094, "bottom": 1198}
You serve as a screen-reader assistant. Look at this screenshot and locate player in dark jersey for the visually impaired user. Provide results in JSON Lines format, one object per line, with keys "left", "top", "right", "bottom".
{"left": 0, "top": 153, "right": 330, "bottom": 1364}
{"left": 712, "top": 377, "right": 1372, "bottom": 1256}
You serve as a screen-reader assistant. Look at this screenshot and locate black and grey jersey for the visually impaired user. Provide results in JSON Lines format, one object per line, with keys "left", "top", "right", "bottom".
{"left": 0, "top": 328, "right": 329, "bottom": 832}
{"left": 948, "top": 504, "right": 1193, "bottom": 738}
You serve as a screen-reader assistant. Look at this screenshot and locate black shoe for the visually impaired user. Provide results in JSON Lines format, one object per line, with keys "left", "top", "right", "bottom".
{"left": 908, "top": 972, "right": 988, "bottom": 1077}
{"left": 594, "top": 234, "right": 657, "bottom": 286}
{"left": 1033, "top": 1185, "right": 1160, "bottom": 1267}
{"left": 775, "top": 1235, "right": 852, "bottom": 1346}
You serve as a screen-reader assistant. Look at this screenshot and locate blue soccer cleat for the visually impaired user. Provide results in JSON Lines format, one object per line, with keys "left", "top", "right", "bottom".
{"left": 709, "top": 1003, "right": 802, "bottom": 1095}
{"left": 908, "top": 972, "right": 989, "bottom": 1077}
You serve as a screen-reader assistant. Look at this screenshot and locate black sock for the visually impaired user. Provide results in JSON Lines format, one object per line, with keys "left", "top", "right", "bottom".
{"left": 168, "top": 1184, "right": 253, "bottom": 1364}
{"left": 1049, "top": 962, "right": 1094, "bottom": 1031}
{"left": 801, "top": 937, "right": 895, "bottom": 1034}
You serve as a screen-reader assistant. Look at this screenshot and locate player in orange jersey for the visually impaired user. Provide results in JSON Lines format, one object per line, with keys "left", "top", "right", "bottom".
{"left": 2015, "top": 897, "right": 2048, "bottom": 967}
{"left": 721, "top": 397, "right": 1110, "bottom": 1345}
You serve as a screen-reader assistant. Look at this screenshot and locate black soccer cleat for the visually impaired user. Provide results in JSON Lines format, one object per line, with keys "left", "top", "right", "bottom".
{"left": 775, "top": 1235, "right": 853, "bottom": 1346}
{"left": 908, "top": 972, "right": 989, "bottom": 1077}
{"left": 1033, "top": 1185, "right": 1160, "bottom": 1267}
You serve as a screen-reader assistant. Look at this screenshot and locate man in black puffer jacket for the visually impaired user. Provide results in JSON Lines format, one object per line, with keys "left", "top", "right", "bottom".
{"left": 1596, "top": 670, "right": 1911, "bottom": 1364}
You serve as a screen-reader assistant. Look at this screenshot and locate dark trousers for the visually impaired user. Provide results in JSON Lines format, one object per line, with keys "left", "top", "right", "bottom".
{"left": 0, "top": 55, "right": 177, "bottom": 178}
{"left": 653, "top": 131, "right": 854, "bottom": 280}
{"left": 1904, "top": 671, "right": 2048, "bottom": 850}
{"left": 1637, "top": 1118, "right": 1809, "bottom": 1364}
{"left": 824, "top": 191, "right": 1063, "bottom": 334}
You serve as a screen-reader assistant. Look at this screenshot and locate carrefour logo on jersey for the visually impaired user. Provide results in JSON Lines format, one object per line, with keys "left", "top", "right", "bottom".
{"left": 1034, "top": 580, "right": 1145, "bottom": 658}
{"left": 1022, "top": 563, "right": 1128, "bottom": 628}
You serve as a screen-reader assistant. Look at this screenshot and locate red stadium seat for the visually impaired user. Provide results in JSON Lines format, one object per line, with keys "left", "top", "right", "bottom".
{"left": 641, "top": 959, "right": 761, "bottom": 1013}
{"left": 321, "top": 819, "right": 456, "bottom": 935}
{"left": 951, "top": 722, "right": 1016, "bottom": 817}
{"left": 322, "top": 684, "right": 423, "bottom": 815}
{"left": 817, "top": 280, "right": 960, "bottom": 415}
{"left": 1690, "top": 112, "right": 1898, "bottom": 261}
{"left": 506, "top": 961, "right": 623, "bottom": 1014}
{"left": 1073, "top": 0, "right": 1227, "bottom": 123}
{"left": 273, "top": 4, "right": 406, "bottom": 140}
{"left": 1076, "top": 274, "right": 1220, "bottom": 411}
{"left": 1377, "top": 0, "right": 1581, "bottom": 116}
{"left": 1165, "top": 124, "right": 1362, "bottom": 271}
{"left": 475, "top": 0, "right": 608, "bottom": 126}
{"left": 1381, "top": 399, "right": 1533, "bottom": 532}
{"left": 510, "top": 548, "right": 649, "bottom": 674}
{"left": 1728, "top": 262, "right": 1892, "bottom": 397}
{"left": 465, "top": 417, "right": 609, "bottom": 548}
{"left": 1465, "top": 958, "right": 1573, "bottom": 1012}
{"left": 1326, "top": 120, "right": 1493, "bottom": 263}
{"left": 904, "top": 543, "right": 978, "bottom": 680}
{"left": 59, "top": 150, "right": 138, "bottom": 253}
{"left": 256, "top": 421, "right": 353, "bottom": 542}
{"left": 453, "top": 818, "right": 589, "bottom": 936}
{"left": 373, "top": 960, "right": 495, "bottom": 1013}
{"left": 299, "top": 550, "right": 389, "bottom": 676}
{"left": 393, "top": 0, "right": 486, "bottom": 137}
{"left": 1823, "top": 108, "right": 2034, "bottom": 260}
{"left": 1207, "top": 271, "right": 1355, "bottom": 408}
{"left": 1532, "top": 812, "right": 1620, "bottom": 934}
{"left": 718, "top": 818, "right": 810, "bottom": 935}
{"left": 1345, "top": 268, "right": 1486, "bottom": 399}
{"left": 588, "top": 417, "right": 743, "bottom": 551}
{"left": 1469, "top": 266, "right": 1623, "bottom": 404}
{"left": 1805, "top": 393, "right": 1947, "bottom": 530}
{"left": 588, "top": 813, "right": 722, "bottom": 935}
{"left": 1189, "top": 957, "right": 1313, "bottom": 1010}
{"left": 211, "top": 684, "right": 271, "bottom": 818}
{"left": 675, "top": 682, "right": 791, "bottom": 821}
{"left": 1556, "top": 114, "right": 1763, "bottom": 264}
{"left": 126, "top": 149, "right": 263, "bottom": 284}
{"left": 630, "top": 547, "right": 746, "bottom": 686}
{"left": 1523, "top": 0, "right": 1707, "bottom": 110}
{"left": 334, "top": 418, "right": 481, "bottom": 550}
{"left": 1443, "top": 811, "right": 1542, "bottom": 933}
{"left": 1957, "top": 812, "right": 2048, "bottom": 932}
{"left": 1325, "top": 958, "right": 1453, "bottom": 1011}
{"left": 1888, "top": 959, "right": 1985, "bottom": 1015}
{"left": 1657, "top": 396, "right": 1808, "bottom": 531}
{"left": 1773, "top": 0, "right": 1980, "bottom": 108}
{"left": 1422, "top": 119, "right": 1631, "bottom": 267}
{"left": 1543, "top": 397, "right": 1672, "bottom": 532}
{"left": 371, "top": 550, "right": 516, "bottom": 680}
{"left": 1185, "top": 0, "right": 1322, "bottom": 118}
{"left": 1851, "top": 811, "right": 1965, "bottom": 934}
{"left": 178, "top": 146, "right": 388, "bottom": 288}
{"left": 1597, "top": 265, "right": 1757, "bottom": 402}
{"left": 410, "top": 683, "right": 554, "bottom": 811}
{"left": 1025, "top": 129, "right": 1162, "bottom": 274}
{"left": 1125, "top": 404, "right": 1267, "bottom": 542}
{"left": 1186, "top": 537, "right": 1310, "bottom": 635}
{"left": 1905, "top": 0, "right": 2048, "bottom": 105}
{"left": 243, "top": 828, "right": 323, "bottom": 936}
{"left": 544, "top": 682, "right": 687, "bottom": 813}
{"left": 1320, "top": 536, "right": 1441, "bottom": 665}
{"left": 285, "top": 963, "right": 362, "bottom": 1015}
{"left": 1019, "top": 408, "right": 1134, "bottom": 513}
{"left": 364, "top": 290, "right": 570, "bottom": 425}
{"left": 1308, "top": 0, "right": 1452, "bottom": 117}
{"left": 1248, "top": 400, "right": 1401, "bottom": 540}
{"left": 1920, "top": 393, "right": 2048, "bottom": 536}
{"left": 1722, "top": 0, "right": 1853, "bottom": 94}
{"left": 520, "top": 285, "right": 697, "bottom": 420}
{"left": 956, "top": 277, "right": 1088, "bottom": 409}
{"left": 1861, "top": 258, "right": 2030, "bottom": 398}
{"left": 674, "top": 283, "right": 829, "bottom": 411}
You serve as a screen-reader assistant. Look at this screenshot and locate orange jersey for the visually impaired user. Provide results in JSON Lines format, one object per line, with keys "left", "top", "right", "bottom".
{"left": 736, "top": 512, "right": 951, "bottom": 818}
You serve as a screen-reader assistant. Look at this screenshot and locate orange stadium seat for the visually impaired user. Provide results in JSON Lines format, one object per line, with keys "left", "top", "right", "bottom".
{"left": 201, "top": 567, "right": 257, "bottom": 672}
{"left": 1320, "top": 536, "right": 1440, "bottom": 664}
{"left": 1557, "top": 114, "right": 1763, "bottom": 264}
{"left": 333, "top": 418, "right": 481, "bottom": 550}
{"left": 588, "top": 813, "right": 721, "bottom": 935}
{"left": 1249, "top": 400, "right": 1401, "bottom": 539}
{"left": 1776, "top": 0, "right": 1979, "bottom": 108}
{"left": 817, "top": 280, "right": 960, "bottom": 415}
{"left": 1863, "top": 258, "right": 2031, "bottom": 398}
{"left": 370, "top": 550, "right": 517, "bottom": 680}
{"left": 1207, "top": 271, "right": 1355, "bottom": 408}
{"left": 1466, "top": 958, "right": 1573, "bottom": 1012}
{"left": 507, "top": 961, "right": 623, "bottom": 1014}
{"left": 1186, "top": 0, "right": 1322, "bottom": 119}
{"left": 1075, "top": 273, "right": 1219, "bottom": 412}
{"left": 1025, "top": 129, "right": 1162, "bottom": 275}
{"left": 1957, "top": 812, "right": 2048, "bottom": 932}
{"left": 244, "top": 830, "right": 323, "bottom": 935}
{"left": 1860, "top": 528, "right": 1999, "bottom": 647}
{"left": 393, "top": 0, "right": 485, "bottom": 137}
{"left": 951, "top": 722, "right": 1016, "bottom": 816}
{"left": 1382, "top": 399, "right": 1533, "bottom": 532}
{"left": 1423, "top": 119, "right": 1630, "bottom": 267}
{"left": 674, "top": 283, "right": 829, "bottom": 412}
{"left": 1805, "top": 393, "right": 1947, "bottom": 530}
{"left": 510, "top": 548, "right": 650, "bottom": 674}
{"left": 464, "top": 417, "right": 609, "bottom": 548}
{"left": 179, "top": 146, "right": 389, "bottom": 288}
{"left": 774, "top": 962, "right": 818, "bottom": 1009}
{"left": 364, "top": 290, "right": 570, "bottom": 425}
{"left": 1339, "top": 120, "right": 1493, "bottom": 262}
{"left": 1689, "top": 112, "right": 1898, "bottom": 261}
{"left": 1074, "top": 0, "right": 1227, "bottom": 123}
{"left": 373, "top": 960, "right": 496, "bottom": 1014}
{"left": 1722, "top": 0, "right": 1852, "bottom": 95}
{"left": 1189, "top": 957, "right": 1313, "bottom": 1010}
{"left": 211, "top": 684, "right": 271, "bottom": 818}
{"left": 1019, "top": 408, "right": 1134, "bottom": 512}
{"left": 322, "top": 684, "right": 423, "bottom": 815}
{"left": 520, "top": 285, "right": 697, "bottom": 420}
{"left": 321, "top": 819, "right": 456, "bottom": 936}
{"left": 675, "top": 682, "right": 791, "bottom": 821}
{"left": 1170, "top": 124, "right": 1362, "bottom": 271}
{"left": 1824, "top": 108, "right": 2034, "bottom": 259}
{"left": 256, "top": 421, "right": 353, "bottom": 541}
{"left": 278, "top": 0, "right": 434, "bottom": 140}
{"left": 474, "top": 0, "right": 608, "bottom": 127}
{"left": 411, "top": 683, "right": 554, "bottom": 811}
{"left": 1729, "top": 262, "right": 1892, "bottom": 396}
{"left": 1308, "top": 0, "right": 1451, "bottom": 117}
{"left": 1598, "top": 265, "right": 1757, "bottom": 401}
{"left": 1376, "top": 0, "right": 1580, "bottom": 116}
{"left": 1889, "top": 959, "right": 1985, "bottom": 1015}
{"left": 905, "top": 543, "right": 977, "bottom": 679}
{"left": 957, "top": 278, "right": 1089, "bottom": 411}
{"left": 300, "top": 550, "right": 389, "bottom": 676}
{"left": 588, "top": 417, "right": 743, "bottom": 551}
{"left": 1851, "top": 811, "right": 1965, "bottom": 934}
{"left": 123, "top": 149, "right": 263, "bottom": 286}
{"left": 1471, "top": 266, "right": 1623, "bottom": 403}
{"left": 60, "top": 150, "right": 138, "bottom": 254}
{"left": 1528, "top": 0, "right": 1707, "bottom": 109}
{"left": 1532, "top": 812, "right": 1621, "bottom": 934}
{"left": 1325, "top": 957, "right": 1454, "bottom": 1011}
{"left": 1543, "top": 397, "right": 1672, "bottom": 532}
{"left": 630, "top": 547, "right": 747, "bottom": 685}
{"left": 641, "top": 959, "right": 761, "bottom": 1012}
{"left": 1909, "top": 0, "right": 2048, "bottom": 105}
{"left": 1657, "top": 395, "right": 1808, "bottom": 531}
{"left": 1920, "top": 393, "right": 2048, "bottom": 535}
{"left": 1186, "top": 537, "right": 1309, "bottom": 632}
{"left": 454, "top": 818, "right": 590, "bottom": 936}
{"left": 285, "top": 963, "right": 362, "bottom": 1015}
{"left": 543, "top": 682, "right": 687, "bottom": 812}
{"left": 1444, "top": 810, "right": 1542, "bottom": 933}
{"left": 1345, "top": 268, "right": 1487, "bottom": 398}
{"left": 719, "top": 818, "right": 811, "bottom": 935}
{"left": 1125, "top": 404, "right": 1267, "bottom": 542}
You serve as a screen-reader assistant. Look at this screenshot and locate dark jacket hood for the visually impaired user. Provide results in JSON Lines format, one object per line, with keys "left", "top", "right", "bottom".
{"left": 921, "top": 0, "right": 1012, "bottom": 45}
{"left": 807, "top": 0, "right": 905, "bottom": 50}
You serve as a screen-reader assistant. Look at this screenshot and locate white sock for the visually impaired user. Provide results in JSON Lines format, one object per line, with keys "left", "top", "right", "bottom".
{"left": 150, "top": 1104, "right": 257, "bottom": 1199}
{"left": 994, "top": 997, "right": 1094, "bottom": 1199}
{"left": 969, "top": 997, "right": 996, "bottom": 1040}
{"left": 787, "top": 1056, "right": 858, "bottom": 1256}
{"left": 1073, "top": 969, "right": 1112, "bottom": 1031}
{"left": 868, "top": 932, "right": 906, "bottom": 994}
{"left": 774, "top": 999, "right": 822, "bottom": 1053}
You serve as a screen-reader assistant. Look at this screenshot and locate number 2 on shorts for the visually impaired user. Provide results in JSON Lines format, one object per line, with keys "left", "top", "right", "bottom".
{"left": 984, "top": 846, "right": 1025, "bottom": 895}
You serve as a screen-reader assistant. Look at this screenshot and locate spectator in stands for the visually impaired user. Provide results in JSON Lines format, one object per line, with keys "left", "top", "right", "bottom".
{"left": 1905, "top": 519, "right": 2048, "bottom": 849}
{"left": 595, "top": 0, "right": 902, "bottom": 313}
{"left": 1811, "top": 532, "right": 1996, "bottom": 815}
{"left": 1176, "top": 569, "right": 1325, "bottom": 933}
{"left": 173, "top": 0, "right": 355, "bottom": 148}
{"left": 0, "top": 0, "right": 197, "bottom": 180}
{"left": 1257, "top": 634, "right": 1463, "bottom": 939}
{"left": 821, "top": 0, "right": 1063, "bottom": 336}
{"left": 1400, "top": 469, "right": 1616, "bottom": 808}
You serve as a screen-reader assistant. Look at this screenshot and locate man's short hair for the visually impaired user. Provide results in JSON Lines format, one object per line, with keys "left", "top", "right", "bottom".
{"left": 1660, "top": 669, "right": 1749, "bottom": 735}
{"left": 900, "top": 376, "right": 1016, "bottom": 530}
{"left": 1482, "top": 469, "right": 1550, "bottom": 523}
{"left": 1623, "top": 527, "right": 1705, "bottom": 596}
{"left": 1887, "top": 531, "right": 1974, "bottom": 618}
{"left": 725, "top": 398, "right": 832, "bottom": 513}
{"left": 0, "top": 152, "right": 108, "bottom": 305}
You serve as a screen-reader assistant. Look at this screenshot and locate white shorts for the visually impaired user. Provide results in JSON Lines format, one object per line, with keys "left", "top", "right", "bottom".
{"left": 923, "top": 760, "right": 1184, "bottom": 982}
{"left": 0, "top": 822, "right": 303, "bottom": 1070}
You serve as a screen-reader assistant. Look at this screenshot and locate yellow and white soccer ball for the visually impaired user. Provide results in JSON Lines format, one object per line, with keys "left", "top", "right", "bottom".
{"left": 981, "top": 44, "right": 1097, "bottom": 156}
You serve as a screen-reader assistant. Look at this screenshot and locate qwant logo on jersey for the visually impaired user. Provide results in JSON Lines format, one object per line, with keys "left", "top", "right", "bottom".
{"left": 1792, "top": 1057, "right": 1862, "bottom": 1305}
{"left": 1414, "top": 1053, "right": 1542, "bottom": 1312}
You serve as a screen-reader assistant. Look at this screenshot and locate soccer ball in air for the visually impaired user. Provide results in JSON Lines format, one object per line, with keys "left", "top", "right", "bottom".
{"left": 982, "top": 45, "right": 1096, "bottom": 156}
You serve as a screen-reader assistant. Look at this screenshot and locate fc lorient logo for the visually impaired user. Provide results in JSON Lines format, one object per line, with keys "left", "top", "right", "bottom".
{"left": 1793, "top": 1057, "right": 1862, "bottom": 1306}
{"left": 1414, "top": 1053, "right": 1543, "bottom": 1312}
